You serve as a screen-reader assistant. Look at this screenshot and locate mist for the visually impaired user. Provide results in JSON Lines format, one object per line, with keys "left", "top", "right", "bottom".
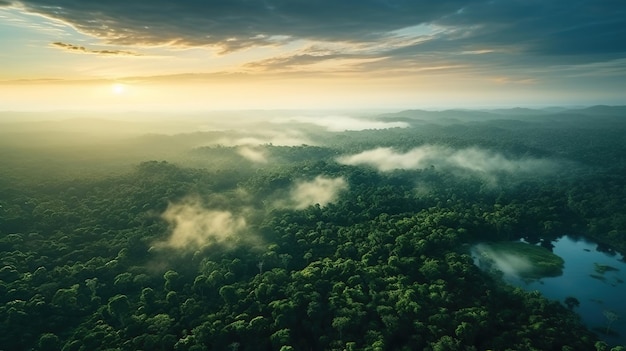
{"left": 273, "top": 115, "right": 409, "bottom": 131}
{"left": 237, "top": 146, "right": 268, "bottom": 163}
{"left": 472, "top": 243, "right": 533, "bottom": 278}
{"left": 337, "top": 145, "right": 559, "bottom": 178}
{"left": 0, "top": 107, "right": 604, "bottom": 184}
{"left": 158, "top": 197, "right": 252, "bottom": 250}
{"left": 212, "top": 130, "right": 312, "bottom": 147}
{"left": 276, "top": 176, "right": 348, "bottom": 210}
{"left": 156, "top": 175, "right": 347, "bottom": 250}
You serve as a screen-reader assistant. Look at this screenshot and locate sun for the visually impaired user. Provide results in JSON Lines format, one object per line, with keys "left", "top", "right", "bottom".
{"left": 112, "top": 83, "right": 126, "bottom": 95}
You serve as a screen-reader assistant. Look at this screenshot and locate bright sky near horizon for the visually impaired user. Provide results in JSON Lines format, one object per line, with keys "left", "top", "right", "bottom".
{"left": 1, "top": 0, "right": 625, "bottom": 111}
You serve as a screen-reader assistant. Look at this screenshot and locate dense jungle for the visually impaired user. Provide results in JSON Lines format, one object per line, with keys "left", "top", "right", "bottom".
{"left": 1, "top": 106, "right": 625, "bottom": 350}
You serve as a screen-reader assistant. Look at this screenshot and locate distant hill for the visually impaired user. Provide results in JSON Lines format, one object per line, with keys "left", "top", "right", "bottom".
{"left": 565, "top": 105, "right": 626, "bottom": 116}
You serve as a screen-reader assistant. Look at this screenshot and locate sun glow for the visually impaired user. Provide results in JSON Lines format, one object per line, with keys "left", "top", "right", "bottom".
{"left": 112, "top": 83, "right": 126, "bottom": 95}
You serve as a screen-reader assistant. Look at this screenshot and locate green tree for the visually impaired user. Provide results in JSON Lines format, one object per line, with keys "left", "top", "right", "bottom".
{"left": 38, "top": 333, "right": 60, "bottom": 351}
{"left": 332, "top": 316, "right": 351, "bottom": 340}
{"left": 107, "top": 294, "right": 131, "bottom": 324}
{"left": 270, "top": 329, "right": 291, "bottom": 349}
{"left": 164, "top": 270, "right": 182, "bottom": 291}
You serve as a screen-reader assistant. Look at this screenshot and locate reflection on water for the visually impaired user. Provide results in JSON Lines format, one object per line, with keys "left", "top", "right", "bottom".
{"left": 475, "top": 236, "right": 626, "bottom": 346}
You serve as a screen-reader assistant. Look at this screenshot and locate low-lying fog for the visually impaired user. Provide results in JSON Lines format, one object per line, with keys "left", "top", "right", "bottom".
{"left": 1, "top": 106, "right": 613, "bottom": 180}
{"left": 157, "top": 175, "right": 348, "bottom": 251}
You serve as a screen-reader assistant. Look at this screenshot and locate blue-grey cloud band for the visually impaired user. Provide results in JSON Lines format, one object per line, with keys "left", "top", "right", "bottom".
{"left": 4, "top": 0, "right": 625, "bottom": 64}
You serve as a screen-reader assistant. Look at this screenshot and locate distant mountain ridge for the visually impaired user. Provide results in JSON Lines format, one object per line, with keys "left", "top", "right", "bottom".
{"left": 375, "top": 105, "right": 626, "bottom": 125}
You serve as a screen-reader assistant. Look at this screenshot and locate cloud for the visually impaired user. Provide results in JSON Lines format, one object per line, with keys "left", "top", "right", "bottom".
{"left": 244, "top": 45, "right": 387, "bottom": 73}
{"left": 337, "top": 147, "right": 434, "bottom": 171}
{"left": 448, "top": 148, "right": 555, "bottom": 174}
{"left": 246, "top": 49, "right": 348, "bottom": 71}
{"left": 212, "top": 132, "right": 311, "bottom": 147}
{"left": 275, "top": 116, "right": 409, "bottom": 132}
{"left": 437, "top": 1, "right": 626, "bottom": 57}
{"left": 288, "top": 176, "right": 348, "bottom": 209}
{"left": 237, "top": 146, "right": 268, "bottom": 163}
{"left": 51, "top": 42, "right": 143, "bottom": 56}
{"left": 158, "top": 197, "right": 251, "bottom": 249}
{"left": 155, "top": 176, "right": 347, "bottom": 250}
{"left": 337, "top": 145, "right": 558, "bottom": 177}
{"left": 5, "top": 0, "right": 623, "bottom": 66}
{"left": 9, "top": 1, "right": 472, "bottom": 51}
{"left": 195, "top": 122, "right": 311, "bottom": 147}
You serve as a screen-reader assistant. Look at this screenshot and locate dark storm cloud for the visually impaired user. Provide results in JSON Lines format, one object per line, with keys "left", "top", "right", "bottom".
{"left": 5, "top": 0, "right": 626, "bottom": 62}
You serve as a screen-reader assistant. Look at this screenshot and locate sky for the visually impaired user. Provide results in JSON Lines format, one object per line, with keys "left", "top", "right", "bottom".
{"left": 1, "top": 0, "right": 625, "bottom": 111}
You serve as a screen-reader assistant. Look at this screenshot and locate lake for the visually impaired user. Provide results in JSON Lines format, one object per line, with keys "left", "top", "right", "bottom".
{"left": 474, "top": 236, "right": 626, "bottom": 346}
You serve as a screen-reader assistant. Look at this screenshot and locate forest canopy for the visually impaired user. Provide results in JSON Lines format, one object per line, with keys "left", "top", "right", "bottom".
{"left": 1, "top": 106, "right": 625, "bottom": 350}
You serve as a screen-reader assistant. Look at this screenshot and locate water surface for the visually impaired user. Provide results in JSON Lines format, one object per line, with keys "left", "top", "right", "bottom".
{"left": 477, "top": 236, "right": 626, "bottom": 346}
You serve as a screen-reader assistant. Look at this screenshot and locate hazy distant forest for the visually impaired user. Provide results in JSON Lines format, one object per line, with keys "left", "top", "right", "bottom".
{"left": 1, "top": 106, "right": 625, "bottom": 351}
